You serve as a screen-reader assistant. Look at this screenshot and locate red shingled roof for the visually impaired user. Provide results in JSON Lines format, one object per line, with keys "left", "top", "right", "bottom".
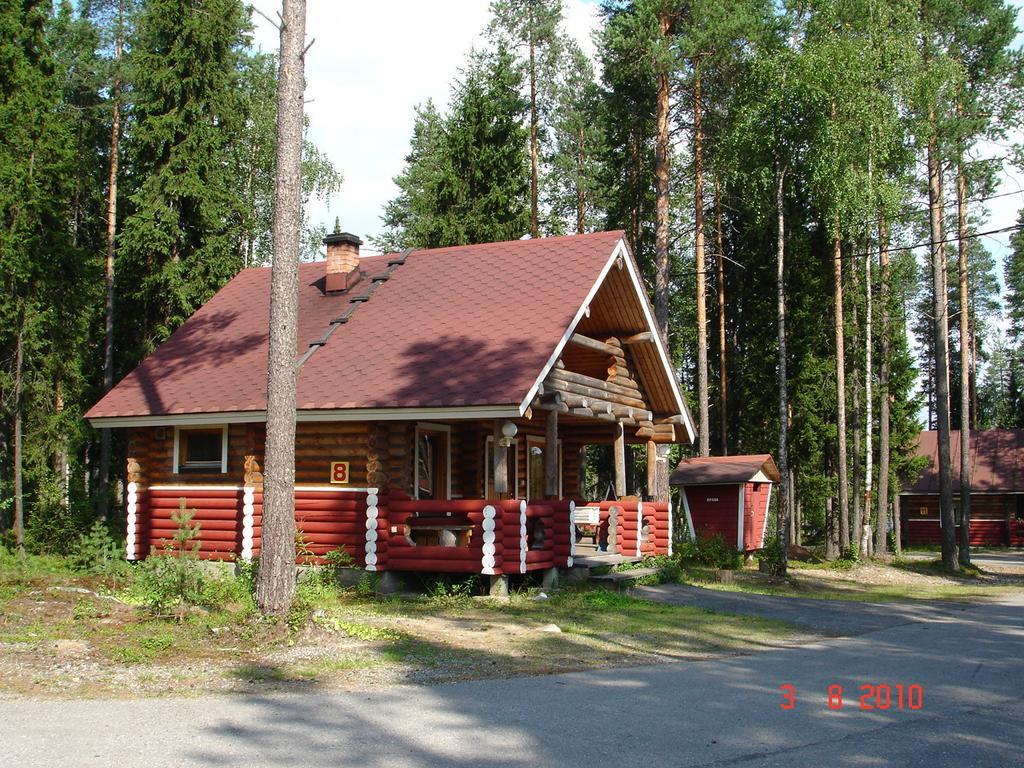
{"left": 669, "top": 454, "right": 780, "bottom": 486}
{"left": 86, "top": 231, "right": 630, "bottom": 421}
{"left": 904, "top": 430, "right": 1024, "bottom": 494}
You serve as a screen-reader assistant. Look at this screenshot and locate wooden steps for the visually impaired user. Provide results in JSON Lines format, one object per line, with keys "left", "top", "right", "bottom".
{"left": 573, "top": 553, "right": 642, "bottom": 568}
{"left": 590, "top": 568, "right": 660, "bottom": 589}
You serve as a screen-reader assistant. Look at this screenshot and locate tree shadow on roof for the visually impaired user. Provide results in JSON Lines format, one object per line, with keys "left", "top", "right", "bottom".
{"left": 387, "top": 335, "right": 552, "bottom": 409}
{"left": 116, "top": 308, "right": 266, "bottom": 416}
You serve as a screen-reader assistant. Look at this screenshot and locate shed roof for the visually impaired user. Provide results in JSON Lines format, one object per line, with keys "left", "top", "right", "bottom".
{"left": 903, "top": 429, "right": 1024, "bottom": 494}
{"left": 669, "top": 454, "right": 780, "bottom": 486}
{"left": 86, "top": 231, "right": 692, "bottom": 435}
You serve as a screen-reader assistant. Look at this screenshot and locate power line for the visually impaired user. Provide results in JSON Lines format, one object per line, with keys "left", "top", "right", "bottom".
{"left": 851, "top": 187, "right": 1024, "bottom": 231}
{"left": 841, "top": 222, "right": 1023, "bottom": 261}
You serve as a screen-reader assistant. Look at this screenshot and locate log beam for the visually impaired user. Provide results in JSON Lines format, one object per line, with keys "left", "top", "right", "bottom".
{"left": 622, "top": 331, "right": 654, "bottom": 345}
{"left": 614, "top": 424, "right": 626, "bottom": 498}
{"left": 568, "top": 333, "right": 619, "bottom": 357}
{"left": 545, "top": 407, "right": 559, "bottom": 498}
{"left": 493, "top": 422, "right": 509, "bottom": 497}
{"left": 646, "top": 439, "right": 657, "bottom": 499}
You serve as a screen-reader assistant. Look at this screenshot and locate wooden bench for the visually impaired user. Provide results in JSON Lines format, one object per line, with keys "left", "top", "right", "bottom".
{"left": 572, "top": 506, "right": 602, "bottom": 545}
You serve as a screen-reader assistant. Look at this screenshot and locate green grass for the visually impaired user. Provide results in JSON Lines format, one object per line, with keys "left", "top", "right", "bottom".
{"left": 677, "top": 557, "right": 1024, "bottom": 603}
{"left": 0, "top": 550, "right": 806, "bottom": 696}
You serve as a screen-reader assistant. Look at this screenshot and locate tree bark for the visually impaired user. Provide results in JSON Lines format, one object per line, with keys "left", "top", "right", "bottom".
{"left": 652, "top": 11, "right": 671, "bottom": 338}
{"left": 528, "top": 21, "right": 539, "bottom": 238}
{"left": 775, "top": 163, "right": 789, "bottom": 573}
{"left": 13, "top": 319, "right": 24, "bottom": 551}
{"left": 98, "top": 8, "right": 124, "bottom": 521}
{"left": 876, "top": 218, "right": 891, "bottom": 557}
{"left": 863, "top": 227, "right": 874, "bottom": 557}
{"left": 928, "top": 121, "right": 958, "bottom": 572}
{"left": 652, "top": 11, "right": 673, "bottom": 503}
{"left": 714, "top": 179, "right": 728, "bottom": 455}
{"left": 576, "top": 125, "right": 586, "bottom": 234}
{"left": 956, "top": 157, "right": 971, "bottom": 566}
{"left": 255, "top": 0, "right": 307, "bottom": 614}
{"left": 693, "top": 64, "right": 709, "bottom": 457}
{"left": 833, "top": 234, "right": 850, "bottom": 553}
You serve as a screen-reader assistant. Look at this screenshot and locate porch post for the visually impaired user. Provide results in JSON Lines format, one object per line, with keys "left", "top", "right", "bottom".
{"left": 646, "top": 438, "right": 657, "bottom": 500}
{"left": 545, "top": 407, "right": 558, "bottom": 497}
{"left": 493, "top": 422, "right": 509, "bottom": 497}
{"left": 614, "top": 423, "right": 626, "bottom": 498}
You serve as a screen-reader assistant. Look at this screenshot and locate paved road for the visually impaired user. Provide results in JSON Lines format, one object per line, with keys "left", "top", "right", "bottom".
{"left": 2, "top": 589, "right": 1022, "bottom": 768}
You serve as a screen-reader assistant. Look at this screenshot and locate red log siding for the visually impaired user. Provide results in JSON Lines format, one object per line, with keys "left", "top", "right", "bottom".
{"left": 645, "top": 501, "right": 671, "bottom": 556}
{"left": 143, "top": 487, "right": 244, "bottom": 562}
{"left": 126, "top": 417, "right": 622, "bottom": 570}
{"left": 900, "top": 494, "right": 1023, "bottom": 547}
{"left": 684, "top": 485, "right": 740, "bottom": 548}
{"left": 743, "top": 482, "right": 772, "bottom": 552}
{"left": 595, "top": 499, "right": 670, "bottom": 557}
{"left": 524, "top": 503, "right": 556, "bottom": 571}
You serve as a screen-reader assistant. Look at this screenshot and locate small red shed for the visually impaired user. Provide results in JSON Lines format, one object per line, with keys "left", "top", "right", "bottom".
{"left": 669, "top": 455, "right": 780, "bottom": 553}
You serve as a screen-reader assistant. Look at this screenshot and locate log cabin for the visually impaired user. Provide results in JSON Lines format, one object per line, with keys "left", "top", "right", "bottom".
{"left": 85, "top": 230, "right": 695, "bottom": 585}
{"left": 669, "top": 454, "right": 779, "bottom": 553}
{"left": 901, "top": 429, "right": 1024, "bottom": 548}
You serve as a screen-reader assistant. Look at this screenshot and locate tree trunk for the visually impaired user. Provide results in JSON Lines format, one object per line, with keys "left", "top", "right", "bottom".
{"left": 528, "top": 29, "right": 539, "bottom": 238}
{"left": 893, "top": 490, "right": 902, "bottom": 556}
{"left": 98, "top": 11, "right": 124, "bottom": 521}
{"left": 715, "top": 177, "right": 727, "bottom": 455}
{"left": 576, "top": 125, "right": 586, "bottom": 234}
{"left": 13, "top": 319, "right": 24, "bottom": 551}
{"left": 833, "top": 234, "right": 850, "bottom": 553}
{"left": 55, "top": 384, "right": 68, "bottom": 509}
{"left": 775, "top": 163, "right": 789, "bottom": 573}
{"left": 693, "top": 66, "right": 709, "bottom": 457}
{"left": 652, "top": 12, "right": 673, "bottom": 503}
{"left": 255, "top": 0, "right": 307, "bottom": 614}
{"left": 863, "top": 228, "right": 874, "bottom": 557}
{"left": 928, "top": 122, "right": 958, "bottom": 572}
{"left": 875, "top": 218, "right": 891, "bottom": 557}
{"left": 956, "top": 157, "right": 971, "bottom": 566}
{"left": 652, "top": 11, "right": 671, "bottom": 338}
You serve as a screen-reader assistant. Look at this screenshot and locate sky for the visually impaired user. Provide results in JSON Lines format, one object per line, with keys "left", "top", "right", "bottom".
{"left": 249, "top": 0, "right": 603, "bottom": 253}
{"left": 248, "top": 1, "right": 1022, "bottom": 267}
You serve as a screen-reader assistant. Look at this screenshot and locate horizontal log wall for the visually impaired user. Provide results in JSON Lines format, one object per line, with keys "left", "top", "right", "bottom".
{"left": 595, "top": 499, "right": 669, "bottom": 558}
{"left": 129, "top": 425, "right": 250, "bottom": 486}
{"left": 143, "top": 487, "right": 245, "bottom": 562}
{"left": 900, "top": 494, "right": 1023, "bottom": 547}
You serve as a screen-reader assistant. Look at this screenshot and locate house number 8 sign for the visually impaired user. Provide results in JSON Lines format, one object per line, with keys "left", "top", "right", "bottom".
{"left": 330, "top": 461, "right": 350, "bottom": 484}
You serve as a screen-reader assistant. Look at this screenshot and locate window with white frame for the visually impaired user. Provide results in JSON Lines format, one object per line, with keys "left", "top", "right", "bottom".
{"left": 174, "top": 426, "right": 228, "bottom": 473}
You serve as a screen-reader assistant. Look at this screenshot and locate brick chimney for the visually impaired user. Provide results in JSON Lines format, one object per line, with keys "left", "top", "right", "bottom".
{"left": 324, "top": 223, "right": 362, "bottom": 292}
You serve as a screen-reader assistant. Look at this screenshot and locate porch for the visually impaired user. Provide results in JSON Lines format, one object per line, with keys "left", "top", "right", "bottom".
{"left": 129, "top": 485, "right": 672, "bottom": 580}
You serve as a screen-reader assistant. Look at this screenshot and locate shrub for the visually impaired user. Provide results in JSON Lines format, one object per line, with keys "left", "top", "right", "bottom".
{"left": 757, "top": 538, "right": 786, "bottom": 577}
{"left": 131, "top": 503, "right": 205, "bottom": 618}
{"left": 676, "top": 534, "right": 743, "bottom": 570}
{"left": 24, "top": 482, "right": 94, "bottom": 555}
{"left": 71, "top": 521, "right": 130, "bottom": 578}
{"left": 355, "top": 571, "right": 379, "bottom": 597}
{"left": 424, "top": 575, "right": 478, "bottom": 608}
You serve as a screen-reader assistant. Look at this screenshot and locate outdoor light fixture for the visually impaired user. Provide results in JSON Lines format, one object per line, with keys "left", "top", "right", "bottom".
{"left": 499, "top": 420, "right": 518, "bottom": 447}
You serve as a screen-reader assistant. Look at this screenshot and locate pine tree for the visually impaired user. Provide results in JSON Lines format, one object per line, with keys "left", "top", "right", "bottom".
{"left": 545, "top": 40, "right": 604, "bottom": 235}
{"left": 488, "top": 0, "right": 563, "bottom": 238}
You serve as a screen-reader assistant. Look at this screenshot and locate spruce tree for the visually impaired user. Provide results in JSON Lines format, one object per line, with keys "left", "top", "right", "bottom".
{"left": 117, "top": 0, "right": 251, "bottom": 355}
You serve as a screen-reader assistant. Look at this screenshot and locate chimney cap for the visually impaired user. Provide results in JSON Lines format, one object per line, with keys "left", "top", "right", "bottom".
{"left": 324, "top": 231, "right": 363, "bottom": 248}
